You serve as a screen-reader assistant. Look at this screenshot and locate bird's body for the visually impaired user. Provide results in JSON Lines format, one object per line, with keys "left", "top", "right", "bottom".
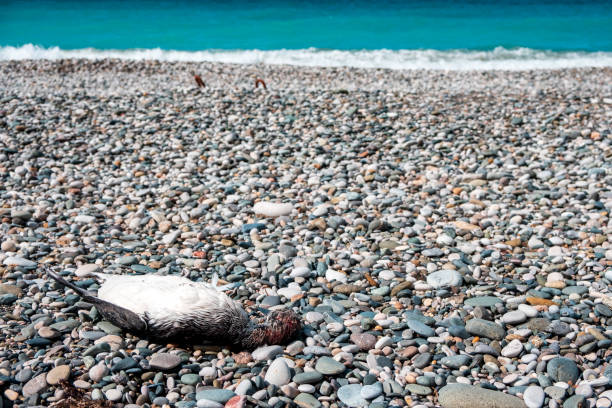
{"left": 46, "top": 268, "right": 300, "bottom": 349}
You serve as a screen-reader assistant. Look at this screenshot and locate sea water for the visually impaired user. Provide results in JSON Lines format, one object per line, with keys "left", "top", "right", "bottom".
{"left": 1, "top": 0, "right": 611, "bottom": 69}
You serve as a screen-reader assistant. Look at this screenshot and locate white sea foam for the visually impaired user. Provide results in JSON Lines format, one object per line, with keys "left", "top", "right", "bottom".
{"left": 1, "top": 44, "right": 611, "bottom": 70}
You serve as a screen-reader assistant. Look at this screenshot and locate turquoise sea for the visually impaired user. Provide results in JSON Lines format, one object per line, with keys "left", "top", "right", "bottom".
{"left": 1, "top": 0, "right": 612, "bottom": 69}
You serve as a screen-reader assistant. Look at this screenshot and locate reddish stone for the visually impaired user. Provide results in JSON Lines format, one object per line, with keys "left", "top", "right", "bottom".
{"left": 225, "top": 395, "right": 246, "bottom": 408}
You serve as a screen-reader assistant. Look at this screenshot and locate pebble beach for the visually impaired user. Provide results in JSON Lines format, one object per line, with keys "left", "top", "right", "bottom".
{"left": 0, "top": 60, "right": 611, "bottom": 408}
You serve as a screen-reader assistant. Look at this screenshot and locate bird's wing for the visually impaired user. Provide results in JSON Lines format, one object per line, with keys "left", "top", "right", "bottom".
{"left": 96, "top": 274, "right": 239, "bottom": 321}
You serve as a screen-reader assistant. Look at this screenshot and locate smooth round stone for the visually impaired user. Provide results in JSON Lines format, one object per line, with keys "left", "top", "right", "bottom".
{"left": 252, "top": 345, "right": 283, "bottom": 361}
{"left": 438, "top": 383, "right": 527, "bottom": 408}
{"left": 89, "top": 363, "right": 109, "bottom": 382}
{"left": 337, "top": 384, "right": 367, "bottom": 407}
{"left": 406, "top": 319, "right": 435, "bottom": 337}
{"left": 3, "top": 256, "right": 36, "bottom": 267}
{"left": 294, "top": 393, "right": 322, "bottom": 408}
{"left": 523, "top": 385, "right": 545, "bottom": 408}
{"left": 464, "top": 296, "right": 503, "bottom": 307}
{"left": 315, "top": 357, "right": 345, "bottom": 375}
{"left": 293, "top": 372, "right": 323, "bottom": 385}
{"left": 112, "top": 357, "right": 137, "bottom": 372}
{"left": 298, "top": 384, "right": 316, "bottom": 393}
{"left": 47, "top": 365, "right": 71, "bottom": 385}
{"left": 502, "top": 339, "right": 524, "bottom": 358}
{"left": 22, "top": 373, "right": 48, "bottom": 397}
{"left": 547, "top": 357, "right": 579, "bottom": 383}
{"left": 426, "top": 269, "right": 463, "bottom": 289}
{"left": 563, "top": 395, "right": 585, "bottom": 408}
{"left": 195, "top": 389, "right": 235, "bottom": 404}
{"left": 149, "top": 353, "right": 182, "bottom": 370}
{"left": 518, "top": 304, "right": 538, "bottom": 318}
{"left": 440, "top": 355, "right": 472, "bottom": 369}
{"left": 466, "top": 318, "right": 506, "bottom": 340}
{"left": 253, "top": 202, "right": 293, "bottom": 217}
{"left": 105, "top": 388, "right": 123, "bottom": 402}
{"left": 264, "top": 358, "right": 291, "bottom": 386}
{"left": 181, "top": 373, "right": 200, "bottom": 385}
{"left": 502, "top": 310, "right": 527, "bottom": 325}
{"left": 350, "top": 332, "right": 377, "bottom": 350}
{"left": 574, "top": 383, "right": 592, "bottom": 397}
{"left": 406, "top": 384, "right": 432, "bottom": 395}
{"left": 196, "top": 400, "right": 224, "bottom": 408}
{"left": 360, "top": 383, "right": 383, "bottom": 400}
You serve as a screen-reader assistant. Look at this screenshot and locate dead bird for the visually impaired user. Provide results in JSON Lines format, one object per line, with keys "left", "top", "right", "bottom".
{"left": 45, "top": 266, "right": 301, "bottom": 350}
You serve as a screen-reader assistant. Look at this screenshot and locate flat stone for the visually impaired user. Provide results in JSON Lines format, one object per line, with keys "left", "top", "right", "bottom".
{"left": 3, "top": 256, "right": 36, "bottom": 267}
{"left": 406, "top": 384, "right": 432, "bottom": 395}
{"left": 547, "top": 357, "right": 579, "bottom": 383}
{"left": 47, "top": 365, "right": 70, "bottom": 385}
{"left": 465, "top": 296, "right": 503, "bottom": 307}
{"left": 427, "top": 269, "right": 462, "bottom": 288}
{"left": 293, "top": 372, "right": 323, "bottom": 385}
{"left": 440, "top": 355, "right": 472, "bottom": 369}
{"left": 350, "top": 332, "right": 377, "bottom": 350}
{"left": 406, "top": 319, "right": 435, "bottom": 337}
{"left": 466, "top": 318, "right": 506, "bottom": 340}
{"left": 149, "top": 353, "right": 182, "bottom": 370}
{"left": 294, "top": 392, "right": 322, "bottom": 408}
{"left": 23, "top": 373, "right": 47, "bottom": 397}
{"left": 438, "top": 383, "right": 527, "bottom": 408}
{"left": 523, "top": 385, "right": 545, "bottom": 408}
{"left": 315, "top": 356, "right": 345, "bottom": 375}
{"left": 502, "top": 311, "right": 527, "bottom": 325}
{"left": 105, "top": 388, "right": 123, "bottom": 402}
{"left": 252, "top": 345, "right": 283, "bottom": 361}
{"left": 337, "top": 384, "right": 367, "bottom": 407}
{"left": 195, "top": 389, "right": 235, "bottom": 404}
{"left": 253, "top": 202, "right": 293, "bottom": 217}
{"left": 360, "top": 383, "right": 383, "bottom": 399}
{"left": 264, "top": 358, "right": 291, "bottom": 386}
{"left": 501, "top": 339, "right": 524, "bottom": 358}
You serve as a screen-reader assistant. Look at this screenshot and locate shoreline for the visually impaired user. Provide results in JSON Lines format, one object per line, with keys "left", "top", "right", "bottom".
{"left": 1, "top": 59, "right": 611, "bottom": 95}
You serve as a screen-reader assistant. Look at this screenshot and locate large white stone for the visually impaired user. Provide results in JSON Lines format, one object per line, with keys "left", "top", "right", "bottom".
{"left": 426, "top": 269, "right": 462, "bottom": 289}
{"left": 523, "top": 385, "right": 545, "bottom": 408}
{"left": 3, "top": 257, "right": 36, "bottom": 267}
{"left": 253, "top": 202, "right": 293, "bottom": 217}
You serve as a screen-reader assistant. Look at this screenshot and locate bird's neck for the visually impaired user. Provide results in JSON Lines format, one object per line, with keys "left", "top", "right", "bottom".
{"left": 241, "top": 325, "right": 283, "bottom": 350}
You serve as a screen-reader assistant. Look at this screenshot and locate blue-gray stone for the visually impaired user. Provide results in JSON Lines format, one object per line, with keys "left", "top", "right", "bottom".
{"left": 294, "top": 393, "right": 322, "bottom": 408}
{"left": 293, "top": 372, "right": 323, "bottom": 384}
{"left": 547, "top": 357, "right": 579, "bottom": 383}
{"left": 315, "top": 357, "right": 345, "bottom": 375}
{"left": 0, "top": 294, "right": 18, "bottom": 304}
{"left": 195, "top": 389, "right": 235, "bottom": 404}
{"left": 405, "top": 384, "right": 432, "bottom": 395}
{"left": 466, "top": 318, "right": 505, "bottom": 340}
{"left": 464, "top": 296, "right": 503, "bottom": 307}
{"left": 360, "top": 383, "right": 382, "bottom": 400}
{"left": 406, "top": 319, "right": 435, "bottom": 337}
{"left": 440, "top": 355, "right": 472, "bottom": 369}
{"left": 563, "top": 395, "right": 585, "bottom": 408}
{"left": 337, "top": 384, "right": 367, "bottom": 407}
{"left": 111, "top": 357, "right": 137, "bottom": 372}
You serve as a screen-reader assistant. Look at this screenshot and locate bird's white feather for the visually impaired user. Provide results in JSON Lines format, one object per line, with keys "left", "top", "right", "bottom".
{"left": 94, "top": 273, "right": 237, "bottom": 322}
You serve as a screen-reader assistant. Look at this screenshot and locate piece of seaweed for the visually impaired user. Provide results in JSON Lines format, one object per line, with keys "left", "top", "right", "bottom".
{"left": 50, "top": 381, "right": 113, "bottom": 408}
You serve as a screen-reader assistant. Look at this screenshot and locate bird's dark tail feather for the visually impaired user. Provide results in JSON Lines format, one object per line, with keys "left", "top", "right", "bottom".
{"left": 44, "top": 266, "right": 91, "bottom": 297}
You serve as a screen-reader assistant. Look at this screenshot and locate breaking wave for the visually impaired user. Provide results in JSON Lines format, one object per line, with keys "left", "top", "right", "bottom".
{"left": 1, "top": 44, "right": 611, "bottom": 70}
